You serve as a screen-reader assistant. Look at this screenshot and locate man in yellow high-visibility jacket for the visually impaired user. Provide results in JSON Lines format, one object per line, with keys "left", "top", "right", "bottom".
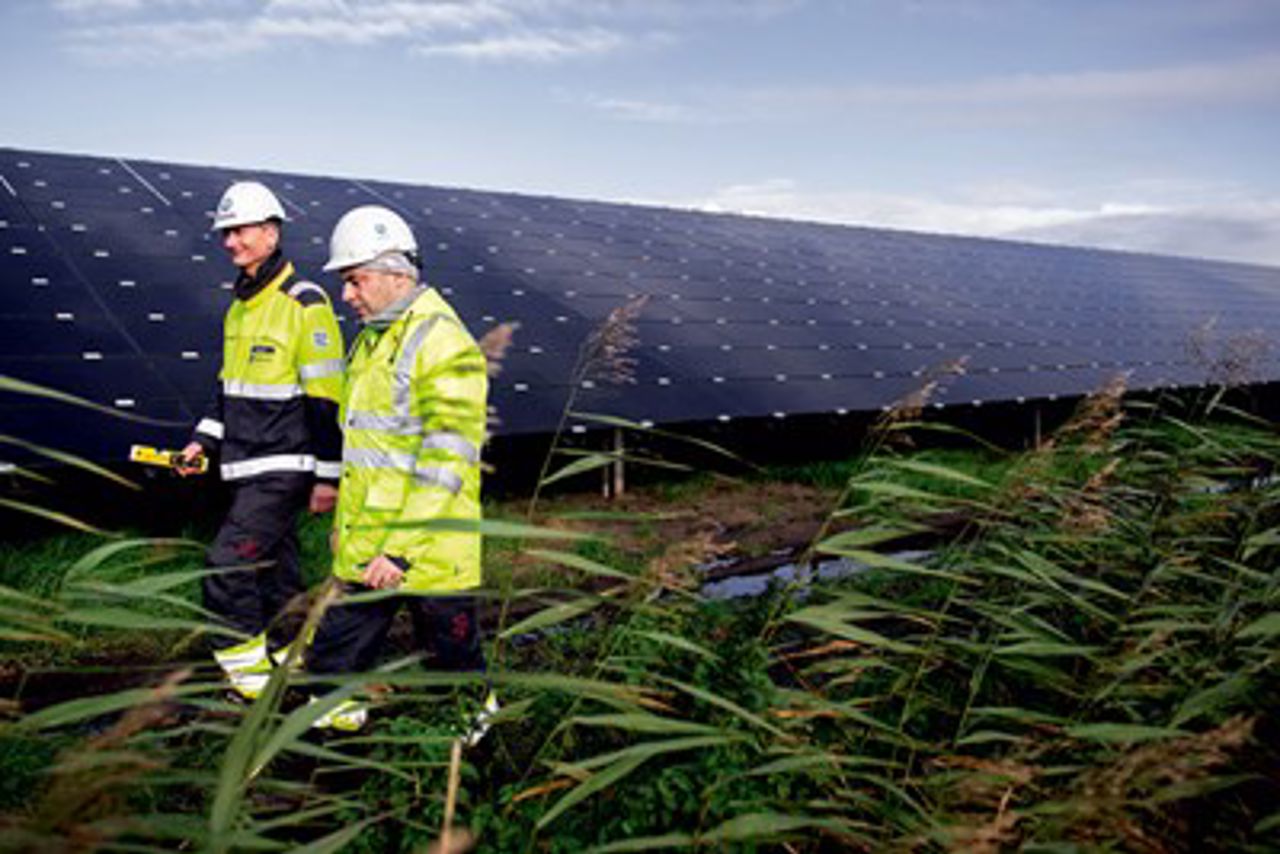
{"left": 180, "top": 181, "right": 344, "bottom": 699}
{"left": 306, "top": 205, "right": 490, "bottom": 733}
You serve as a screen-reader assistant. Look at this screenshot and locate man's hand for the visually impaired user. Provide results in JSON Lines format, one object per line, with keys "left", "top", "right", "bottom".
{"left": 177, "top": 441, "right": 205, "bottom": 477}
{"left": 362, "top": 554, "right": 405, "bottom": 590}
{"left": 310, "top": 483, "right": 338, "bottom": 514}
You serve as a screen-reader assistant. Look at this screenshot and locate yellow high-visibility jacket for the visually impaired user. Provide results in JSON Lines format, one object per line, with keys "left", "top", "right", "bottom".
{"left": 194, "top": 255, "right": 344, "bottom": 483}
{"left": 333, "top": 286, "right": 487, "bottom": 591}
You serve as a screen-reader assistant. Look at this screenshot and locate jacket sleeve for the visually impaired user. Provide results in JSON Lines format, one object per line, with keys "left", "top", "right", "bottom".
{"left": 380, "top": 316, "right": 488, "bottom": 566}
{"left": 292, "top": 285, "right": 346, "bottom": 485}
{"left": 192, "top": 381, "right": 225, "bottom": 456}
{"left": 193, "top": 308, "right": 227, "bottom": 455}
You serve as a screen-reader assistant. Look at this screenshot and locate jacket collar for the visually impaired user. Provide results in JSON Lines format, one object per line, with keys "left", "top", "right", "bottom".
{"left": 233, "top": 249, "right": 288, "bottom": 301}
{"left": 365, "top": 285, "right": 428, "bottom": 330}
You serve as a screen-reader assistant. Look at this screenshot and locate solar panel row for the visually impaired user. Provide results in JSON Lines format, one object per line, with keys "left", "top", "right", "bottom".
{"left": 1, "top": 146, "right": 1278, "bottom": 465}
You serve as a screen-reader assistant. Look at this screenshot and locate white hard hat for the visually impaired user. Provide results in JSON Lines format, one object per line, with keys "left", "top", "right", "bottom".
{"left": 211, "top": 181, "right": 287, "bottom": 231}
{"left": 324, "top": 205, "right": 419, "bottom": 272}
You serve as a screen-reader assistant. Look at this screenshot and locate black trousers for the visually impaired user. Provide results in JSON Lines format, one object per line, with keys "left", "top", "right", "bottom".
{"left": 306, "top": 586, "right": 485, "bottom": 676}
{"left": 203, "top": 473, "right": 311, "bottom": 651}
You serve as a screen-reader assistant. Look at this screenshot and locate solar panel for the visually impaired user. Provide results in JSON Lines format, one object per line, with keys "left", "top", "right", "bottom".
{"left": 2, "top": 145, "right": 1279, "bottom": 468}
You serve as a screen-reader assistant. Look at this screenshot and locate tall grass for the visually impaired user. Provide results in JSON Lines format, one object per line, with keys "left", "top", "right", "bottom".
{"left": 2, "top": 369, "right": 1278, "bottom": 851}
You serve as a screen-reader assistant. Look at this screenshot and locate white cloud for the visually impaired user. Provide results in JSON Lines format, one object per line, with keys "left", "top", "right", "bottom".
{"left": 53, "top": 0, "right": 224, "bottom": 13}
{"left": 842, "top": 53, "right": 1280, "bottom": 108}
{"left": 1012, "top": 205, "right": 1280, "bottom": 268}
{"left": 585, "top": 52, "right": 1280, "bottom": 125}
{"left": 49, "top": 1, "right": 500, "bottom": 61}
{"left": 63, "top": 19, "right": 252, "bottom": 62}
{"left": 52, "top": 0, "right": 774, "bottom": 63}
{"left": 414, "top": 27, "right": 625, "bottom": 62}
{"left": 548, "top": 0, "right": 802, "bottom": 24}
{"left": 262, "top": 0, "right": 512, "bottom": 32}
{"left": 693, "top": 178, "right": 1113, "bottom": 234}
{"left": 582, "top": 95, "right": 706, "bottom": 124}
{"left": 54, "top": 0, "right": 145, "bottom": 11}
{"left": 680, "top": 179, "right": 1280, "bottom": 267}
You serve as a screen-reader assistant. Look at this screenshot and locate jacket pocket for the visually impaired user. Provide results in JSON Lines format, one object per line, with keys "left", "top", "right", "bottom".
{"left": 364, "top": 469, "right": 408, "bottom": 511}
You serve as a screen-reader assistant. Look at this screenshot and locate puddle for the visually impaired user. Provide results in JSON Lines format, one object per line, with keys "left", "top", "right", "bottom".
{"left": 699, "top": 550, "right": 934, "bottom": 600}
{"left": 1193, "top": 473, "right": 1277, "bottom": 494}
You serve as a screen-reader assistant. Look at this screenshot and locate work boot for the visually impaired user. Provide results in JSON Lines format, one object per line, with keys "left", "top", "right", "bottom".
{"left": 461, "top": 690, "right": 500, "bottom": 747}
{"left": 213, "top": 633, "right": 271, "bottom": 701}
{"left": 309, "top": 697, "right": 369, "bottom": 732}
{"left": 268, "top": 627, "right": 314, "bottom": 671}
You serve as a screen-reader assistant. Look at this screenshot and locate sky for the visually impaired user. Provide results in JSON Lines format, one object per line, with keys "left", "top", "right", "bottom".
{"left": 2, "top": 0, "right": 1279, "bottom": 266}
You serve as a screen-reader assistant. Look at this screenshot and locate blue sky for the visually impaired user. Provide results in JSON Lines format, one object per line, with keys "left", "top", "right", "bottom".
{"left": 2, "top": 0, "right": 1278, "bottom": 265}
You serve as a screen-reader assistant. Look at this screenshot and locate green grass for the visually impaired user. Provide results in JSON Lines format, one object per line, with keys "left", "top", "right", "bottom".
{"left": 0, "top": 513, "right": 337, "bottom": 669}
{"left": 769, "top": 444, "right": 1015, "bottom": 489}
{"left": 0, "top": 532, "right": 111, "bottom": 599}
{"left": 1, "top": 392, "right": 1278, "bottom": 852}
{"left": 0, "top": 734, "right": 63, "bottom": 812}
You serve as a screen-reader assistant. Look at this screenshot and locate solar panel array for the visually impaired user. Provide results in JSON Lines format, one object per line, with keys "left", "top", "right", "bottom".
{"left": 2, "top": 146, "right": 1279, "bottom": 465}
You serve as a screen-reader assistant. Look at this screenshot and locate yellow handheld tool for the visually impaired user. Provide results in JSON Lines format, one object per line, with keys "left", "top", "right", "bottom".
{"left": 129, "top": 444, "right": 208, "bottom": 474}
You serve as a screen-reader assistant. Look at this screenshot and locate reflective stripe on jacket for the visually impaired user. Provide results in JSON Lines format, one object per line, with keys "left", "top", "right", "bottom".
{"left": 195, "top": 260, "right": 345, "bottom": 482}
{"left": 333, "top": 287, "right": 487, "bottom": 592}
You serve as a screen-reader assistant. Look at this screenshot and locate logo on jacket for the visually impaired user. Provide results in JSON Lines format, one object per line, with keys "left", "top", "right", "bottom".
{"left": 249, "top": 343, "right": 276, "bottom": 362}
{"left": 312, "top": 330, "right": 330, "bottom": 349}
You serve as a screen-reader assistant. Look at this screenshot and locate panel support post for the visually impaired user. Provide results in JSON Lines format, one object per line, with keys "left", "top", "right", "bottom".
{"left": 605, "top": 427, "right": 625, "bottom": 500}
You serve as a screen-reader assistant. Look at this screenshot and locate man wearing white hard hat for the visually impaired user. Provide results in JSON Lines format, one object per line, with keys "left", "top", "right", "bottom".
{"left": 305, "top": 205, "right": 491, "bottom": 734}
{"left": 181, "top": 180, "right": 345, "bottom": 700}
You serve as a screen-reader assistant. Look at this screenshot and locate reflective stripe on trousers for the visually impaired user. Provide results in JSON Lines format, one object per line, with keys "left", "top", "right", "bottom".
{"left": 221, "top": 453, "right": 316, "bottom": 480}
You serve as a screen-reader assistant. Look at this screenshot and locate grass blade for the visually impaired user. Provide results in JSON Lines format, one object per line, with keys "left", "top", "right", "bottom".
{"left": 499, "top": 596, "right": 603, "bottom": 639}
